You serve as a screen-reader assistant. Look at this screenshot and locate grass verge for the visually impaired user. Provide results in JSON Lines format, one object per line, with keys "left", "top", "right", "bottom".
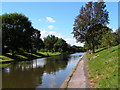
{"left": 87, "top": 45, "right": 119, "bottom": 88}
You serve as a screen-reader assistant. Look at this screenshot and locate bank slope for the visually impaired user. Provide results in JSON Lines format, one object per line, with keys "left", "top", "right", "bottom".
{"left": 87, "top": 45, "right": 119, "bottom": 88}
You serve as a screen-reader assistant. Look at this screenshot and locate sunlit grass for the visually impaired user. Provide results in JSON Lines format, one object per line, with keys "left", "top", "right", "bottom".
{"left": 87, "top": 45, "right": 118, "bottom": 88}
{"left": 37, "top": 52, "right": 61, "bottom": 56}
{"left": 1, "top": 51, "right": 61, "bottom": 64}
{"left": 6, "top": 53, "right": 12, "bottom": 55}
{"left": 0, "top": 56, "right": 13, "bottom": 62}
{"left": 15, "top": 55, "right": 28, "bottom": 59}
{"left": 24, "top": 52, "right": 42, "bottom": 57}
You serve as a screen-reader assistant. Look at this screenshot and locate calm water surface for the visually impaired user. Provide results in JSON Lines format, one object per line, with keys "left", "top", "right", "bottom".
{"left": 2, "top": 52, "right": 84, "bottom": 88}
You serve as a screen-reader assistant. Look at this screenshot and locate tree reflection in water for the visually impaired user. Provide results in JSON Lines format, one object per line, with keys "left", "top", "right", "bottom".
{"left": 44, "top": 54, "right": 70, "bottom": 74}
{"left": 2, "top": 54, "right": 71, "bottom": 88}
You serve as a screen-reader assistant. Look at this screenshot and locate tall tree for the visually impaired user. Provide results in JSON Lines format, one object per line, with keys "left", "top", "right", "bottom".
{"left": 73, "top": 2, "right": 109, "bottom": 53}
{"left": 31, "top": 29, "right": 44, "bottom": 52}
{"left": 2, "top": 13, "right": 43, "bottom": 55}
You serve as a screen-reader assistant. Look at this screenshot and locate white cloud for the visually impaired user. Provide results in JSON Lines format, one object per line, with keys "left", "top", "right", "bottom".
{"left": 41, "top": 30, "right": 48, "bottom": 38}
{"left": 106, "top": 24, "right": 116, "bottom": 32}
{"left": 40, "top": 30, "right": 62, "bottom": 38}
{"left": 40, "top": 29, "right": 84, "bottom": 47}
{"left": 65, "top": 38, "right": 84, "bottom": 47}
{"left": 46, "top": 17, "right": 56, "bottom": 23}
{"left": 38, "top": 19, "right": 42, "bottom": 21}
{"left": 48, "top": 31, "right": 62, "bottom": 38}
{"left": 48, "top": 25, "right": 55, "bottom": 30}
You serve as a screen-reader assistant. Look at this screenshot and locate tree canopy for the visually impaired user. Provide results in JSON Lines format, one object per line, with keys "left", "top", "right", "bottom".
{"left": 73, "top": 2, "right": 109, "bottom": 53}
{"left": 2, "top": 13, "right": 44, "bottom": 55}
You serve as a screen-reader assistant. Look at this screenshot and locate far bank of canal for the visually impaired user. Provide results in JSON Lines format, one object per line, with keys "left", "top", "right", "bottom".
{"left": 2, "top": 52, "right": 84, "bottom": 88}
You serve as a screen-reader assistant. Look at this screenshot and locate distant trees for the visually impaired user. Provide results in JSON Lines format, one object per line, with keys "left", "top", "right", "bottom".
{"left": 2, "top": 13, "right": 44, "bottom": 56}
{"left": 54, "top": 38, "right": 68, "bottom": 52}
{"left": 44, "top": 35, "right": 58, "bottom": 52}
{"left": 44, "top": 35, "right": 68, "bottom": 52}
{"left": 43, "top": 35, "right": 85, "bottom": 53}
{"left": 73, "top": 2, "right": 109, "bottom": 53}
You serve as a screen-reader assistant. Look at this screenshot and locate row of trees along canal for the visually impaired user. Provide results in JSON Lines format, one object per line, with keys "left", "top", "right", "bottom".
{"left": 1, "top": 13, "right": 85, "bottom": 59}
{"left": 73, "top": 2, "right": 120, "bottom": 53}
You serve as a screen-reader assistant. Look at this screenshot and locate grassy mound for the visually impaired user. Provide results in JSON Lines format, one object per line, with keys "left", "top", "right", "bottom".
{"left": 87, "top": 45, "right": 119, "bottom": 88}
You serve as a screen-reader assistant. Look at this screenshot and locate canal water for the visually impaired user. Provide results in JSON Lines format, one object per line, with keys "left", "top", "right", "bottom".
{"left": 2, "top": 52, "right": 84, "bottom": 88}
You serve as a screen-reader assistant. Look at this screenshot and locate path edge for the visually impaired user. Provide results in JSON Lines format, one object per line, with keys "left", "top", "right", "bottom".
{"left": 60, "top": 53, "right": 85, "bottom": 88}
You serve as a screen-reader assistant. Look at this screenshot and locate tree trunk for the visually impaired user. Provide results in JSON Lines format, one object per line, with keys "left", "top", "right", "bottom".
{"left": 12, "top": 50, "right": 15, "bottom": 57}
{"left": 92, "top": 38, "right": 95, "bottom": 53}
{"left": 92, "top": 43, "right": 95, "bottom": 53}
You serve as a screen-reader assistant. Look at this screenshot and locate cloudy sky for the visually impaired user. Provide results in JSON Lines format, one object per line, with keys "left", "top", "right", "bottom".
{"left": 1, "top": 2, "right": 118, "bottom": 46}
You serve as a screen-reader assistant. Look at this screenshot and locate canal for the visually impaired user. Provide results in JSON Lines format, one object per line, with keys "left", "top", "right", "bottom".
{"left": 2, "top": 52, "right": 84, "bottom": 88}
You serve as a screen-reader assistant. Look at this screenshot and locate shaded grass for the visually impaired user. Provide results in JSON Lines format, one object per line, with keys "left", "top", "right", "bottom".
{"left": 0, "top": 63, "right": 11, "bottom": 68}
{"left": 87, "top": 45, "right": 119, "bottom": 88}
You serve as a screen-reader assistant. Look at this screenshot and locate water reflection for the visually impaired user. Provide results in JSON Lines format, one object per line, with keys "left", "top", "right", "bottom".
{"left": 2, "top": 53, "right": 83, "bottom": 88}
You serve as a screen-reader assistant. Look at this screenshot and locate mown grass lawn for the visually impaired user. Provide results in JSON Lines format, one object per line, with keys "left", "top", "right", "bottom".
{"left": 0, "top": 56, "right": 14, "bottom": 62}
{"left": 0, "top": 51, "right": 61, "bottom": 64}
{"left": 87, "top": 45, "right": 119, "bottom": 88}
{"left": 37, "top": 52, "right": 61, "bottom": 56}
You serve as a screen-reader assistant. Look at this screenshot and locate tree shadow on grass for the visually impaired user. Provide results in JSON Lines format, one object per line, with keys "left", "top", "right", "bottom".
{"left": 2, "top": 52, "right": 46, "bottom": 63}
{"left": 32, "top": 52, "right": 47, "bottom": 57}
{"left": 95, "top": 47, "right": 107, "bottom": 53}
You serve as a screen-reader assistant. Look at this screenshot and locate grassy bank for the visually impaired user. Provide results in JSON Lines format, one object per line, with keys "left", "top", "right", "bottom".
{"left": 87, "top": 45, "right": 119, "bottom": 88}
{"left": 37, "top": 52, "right": 61, "bottom": 56}
{"left": 0, "top": 51, "right": 61, "bottom": 64}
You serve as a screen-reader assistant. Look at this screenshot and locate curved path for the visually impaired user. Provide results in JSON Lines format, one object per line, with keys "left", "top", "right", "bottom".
{"left": 60, "top": 53, "right": 90, "bottom": 88}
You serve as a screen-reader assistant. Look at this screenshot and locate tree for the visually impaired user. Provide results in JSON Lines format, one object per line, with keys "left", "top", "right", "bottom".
{"left": 54, "top": 38, "right": 68, "bottom": 52}
{"left": 44, "top": 35, "right": 58, "bottom": 52}
{"left": 100, "top": 31, "right": 115, "bottom": 48}
{"left": 2, "top": 13, "right": 43, "bottom": 55}
{"left": 115, "top": 27, "right": 120, "bottom": 45}
{"left": 0, "top": 17, "right": 1, "bottom": 56}
{"left": 31, "top": 29, "right": 44, "bottom": 52}
{"left": 73, "top": 2, "right": 109, "bottom": 53}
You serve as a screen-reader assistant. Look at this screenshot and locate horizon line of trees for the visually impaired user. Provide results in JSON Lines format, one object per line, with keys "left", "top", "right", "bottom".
{"left": 1, "top": 13, "right": 85, "bottom": 56}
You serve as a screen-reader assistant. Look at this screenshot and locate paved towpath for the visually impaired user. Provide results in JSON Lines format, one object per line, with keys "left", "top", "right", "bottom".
{"left": 60, "top": 53, "right": 90, "bottom": 88}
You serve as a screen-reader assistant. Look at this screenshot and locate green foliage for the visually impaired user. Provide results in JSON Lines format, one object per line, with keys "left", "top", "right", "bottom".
{"left": 73, "top": 2, "right": 109, "bottom": 53}
{"left": 37, "top": 52, "right": 61, "bottom": 56}
{"left": 100, "top": 31, "right": 115, "bottom": 48}
{"left": 2, "top": 13, "right": 44, "bottom": 56}
{"left": 2, "top": 13, "right": 32, "bottom": 54}
{"left": 87, "top": 45, "right": 118, "bottom": 88}
{"left": 54, "top": 38, "right": 68, "bottom": 52}
{"left": 43, "top": 35, "right": 85, "bottom": 53}
{"left": 44, "top": 35, "right": 58, "bottom": 51}
{"left": 1, "top": 12, "right": 85, "bottom": 62}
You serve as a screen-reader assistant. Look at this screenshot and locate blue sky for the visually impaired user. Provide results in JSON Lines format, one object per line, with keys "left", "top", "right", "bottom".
{"left": 1, "top": 2, "right": 118, "bottom": 46}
